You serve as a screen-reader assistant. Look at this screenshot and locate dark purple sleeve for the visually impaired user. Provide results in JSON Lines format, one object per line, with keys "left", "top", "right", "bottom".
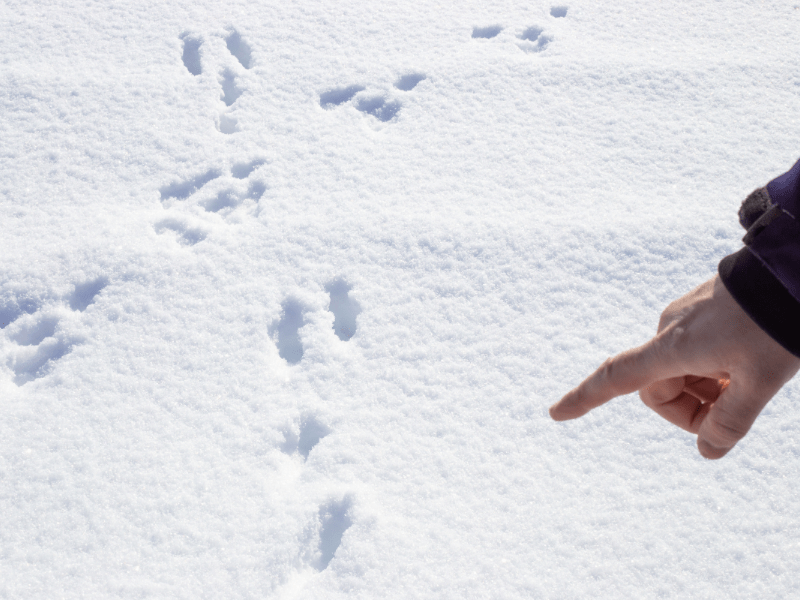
{"left": 718, "top": 158, "right": 800, "bottom": 357}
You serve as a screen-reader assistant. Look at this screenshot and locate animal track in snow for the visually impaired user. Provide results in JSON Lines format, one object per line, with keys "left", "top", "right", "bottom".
{"left": 3, "top": 280, "right": 106, "bottom": 385}
{"left": 551, "top": 6, "right": 568, "bottom": 18}
{"left": 394, "top": 73, "right": 426, "bottom": 91}
{"left": 326, "top": 280, "right": 360, "bottom": 341}
{"left": 314, "top": 498, "right": 353, "bottom": 571}
{"left": 220, "top": 69, "right": 243, "bottom": 107}
{"left": 319, "top": 85, "right": 366, "bottom": 109}
{"left": 281, "top": 415, "right": 331, "bottom": 460}
{"left": 9, "top": 314, "right": 58, "bottom": 346}
{"left": 520, "top": 26, "right": 544, "bottom": 42}
{"left": 154, "top": 218, "right": 208, "bottom": 246}
{"left": 472, "top": 25, "right": 503, "bottom": 39}
{"left": 180, "top": 33, "right": 203, "bottom": 76}
{"left": 355, "top": 95, "right": 401, "bottom": 123}
{"left": 9, "top": 337, "right": 73, "bottom": 386}
{"left": 69, "top": 277, "right": 108, "bottom": 312}
{"left": 270, "top": 299, "right": 305, "bottom": 365}
{"left": 0, "top": 296, "right": 38, "bottom": 329}
{"left": 225, "top": 29, "right": 252, "bottom": 69}
{"left": 218, "top": 114, "right": 238, "bottom": 135}
{"left": 231, "top": 158, "right": 265, "bottom": 179}
{"left": 320, "top": 75, "right": 423, "bottom": 123}
{"left": 160, "top": 169, "right": 222, "bottom": 201}
{"left": 518, "top": 27, "right": 551, "bottom": 52}
{"left": 157, "top": 161, "right": 265, "bottom": 219}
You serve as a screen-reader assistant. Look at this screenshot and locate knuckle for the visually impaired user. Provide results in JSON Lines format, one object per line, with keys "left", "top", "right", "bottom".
{"left": 705, "top": 408, "right": 750, "bottom": 446}
{"left": 597, "top": 358, "right": 620, "bottom": 396}
{"left": 639, "top": 387, "right": 656, "bottom": 408}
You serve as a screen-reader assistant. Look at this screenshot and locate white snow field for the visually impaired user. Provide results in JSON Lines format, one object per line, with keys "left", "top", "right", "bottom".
{"left": 2, "top": 0, "right": 800, "bottom": 597}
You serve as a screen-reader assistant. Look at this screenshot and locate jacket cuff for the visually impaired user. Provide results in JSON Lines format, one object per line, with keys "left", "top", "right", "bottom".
{"left": 719, "top": 247, "right": 800, "bottom": 358}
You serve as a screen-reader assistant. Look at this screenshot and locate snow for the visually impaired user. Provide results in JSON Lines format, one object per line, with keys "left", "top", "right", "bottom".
{"left": 2, "top": 0, "right": 800, "bottom": 597}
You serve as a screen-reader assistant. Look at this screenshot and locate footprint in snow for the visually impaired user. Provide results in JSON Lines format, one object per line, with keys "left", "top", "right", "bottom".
{"left": 472, "top": 25, "right": 503, "bottom": 39}
{"left": 2, "top": 278, "right": 107, "bottom": 385}
{"left": 270, "top": 299, "right": 305, "bottom": 365}
{"left": 179, "top": 28, "right": 253, "bottom": 133}
{"left": 216, "top": 28, "right": 253, "bottom": 133}
{"left": 326, "top": 279, "right": 360, "bottom": 342}
{"left": 281, "top": 415, "right": 331, "bottom": 460}
{"left": 319, "top": 72, "right": 426, "bottom": 123}
{"left": 156, "top": 158, "right": 266, "bottom": 236}
{"left": 313, "top": 497, "right": 353, "bottom": 571}
{"left": 517, "top": 26, "right": 551, "bottom": 53}
{"left": 180, "top": 33, "right": 203, "bottom": 76}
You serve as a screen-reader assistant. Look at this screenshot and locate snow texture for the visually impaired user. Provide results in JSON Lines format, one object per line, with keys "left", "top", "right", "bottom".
{"left": 2, "top": 0, "right": 800, "bottom": 598}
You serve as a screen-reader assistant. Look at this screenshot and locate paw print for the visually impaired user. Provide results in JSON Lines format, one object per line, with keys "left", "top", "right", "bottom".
{"left": 2, "top": 278, "right": 106, "bottom": 385}
{"left": 319, "top": 72, "right": 426, "bottom": 124}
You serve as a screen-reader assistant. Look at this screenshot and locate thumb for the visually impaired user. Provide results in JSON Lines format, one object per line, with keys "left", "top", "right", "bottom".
{"left": 695, "top": 379, "right": 766, "bottom": 459}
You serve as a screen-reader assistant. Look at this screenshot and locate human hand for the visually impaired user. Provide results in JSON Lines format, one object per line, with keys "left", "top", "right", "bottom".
{"left": 549, "top": 275, "right": 800, "bottom": 459}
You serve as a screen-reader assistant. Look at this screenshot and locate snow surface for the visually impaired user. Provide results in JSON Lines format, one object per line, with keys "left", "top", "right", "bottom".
{"left": 2, "top": 0, "right": 800, "bottom": 597}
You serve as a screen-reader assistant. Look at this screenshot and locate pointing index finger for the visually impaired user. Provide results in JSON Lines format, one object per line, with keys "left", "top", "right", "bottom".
{"left": 549, "top": 337, "right": 681, "bottom": 421}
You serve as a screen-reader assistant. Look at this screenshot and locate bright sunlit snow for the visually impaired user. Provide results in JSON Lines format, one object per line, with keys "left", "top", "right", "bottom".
{"left": 2, "top": 1, "right": 800, "bottom": 598}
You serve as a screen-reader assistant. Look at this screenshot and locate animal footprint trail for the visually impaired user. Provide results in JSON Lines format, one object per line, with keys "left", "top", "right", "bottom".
{"left": 180, "top": 34, "right": 202, "bottom": 76}
{"left": 225, "top": 29, "right": 252, "bottom": 69}
{"left": 281, "top": 415, "right": 330, "bottom": 460}
{"left": 472, "top": 25, "right": 503, "bottom": 39}
{"left": 11, "top": 339, "right": 72, "bottom": 386}
{"left": 394, "top": 73, "right": 426, "bottom": 91}
{"left": 271, "top": 299, "right": 305, "bottom": 364}
{"left": 9, "top": 315, "right": 58, "bottom": 346}
{"left": 160, "top": 169, "right": 221, "bottom": 202}
{"left": 220, "top": 70, "right": 243, "bottom": 107}
{"left": 314, "top": 498, "right": 353, "bottom": 572}
{"left": 320, "top": 74, "right": 426, "bottom": 123}
{"left": 218, "top": 114, "right": 238, "bottom": 135}
{"left": 231, "top": 159, "right": 265, "bottom": 179}
{"left": 156, "top": 160, "right": 266, "bottom": 228}
{"left": 0, "top": 297, "right": 38, "bottom": 329}
{"left": 355, "top": 96, "right": 400, "bottom": 123}
{"left": 326, "top": 280, "right": 360, "bottom": 341}
{"left": 69, "top": 277, "right": 107, "bottom": 312}
{"left": 319, "top": 86, "right": 365, "bottom": 110}
{"left": 4, "top": 279, "right": 107, "bottom": 386}
{"left": 518, "top": 27, "right": 551, "bottom": 52}
{"left": 154, "top": 219, "right": 207, "bottom": 246}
